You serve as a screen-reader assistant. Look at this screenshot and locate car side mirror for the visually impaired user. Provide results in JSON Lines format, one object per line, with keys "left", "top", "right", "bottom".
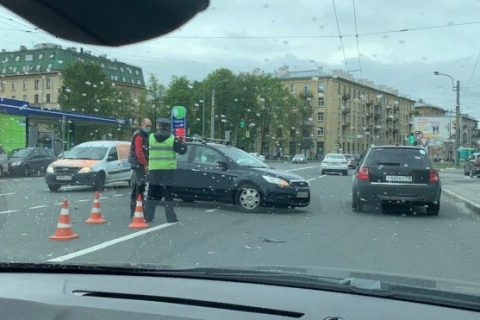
{"left": 216, "top": 161, "right": 228, "bottom": 170}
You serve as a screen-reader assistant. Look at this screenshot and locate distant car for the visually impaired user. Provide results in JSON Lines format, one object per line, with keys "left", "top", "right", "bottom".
{"left": 464, "top": 152, "right": 480, "bottom": 177}
{"left": 292, "top": 154, "right": 307, "bottom": 164}
{"left": 344, "top": 154, "right": 357, "bottom": 169}
{"left": 0, "top": 145, "right": 8, "bottom": 177}
{"left": 249, "top": 152, "right": 266, "bottom": 162}
{"left": 352, "top": 146, "right": 441, "bottom": 215}
{"left": 7, "top": 147, "right": 56, "bottom": 177}
{"left": 45, "top": 140, "right": 132, "bottom": 191}
{"left": 321, "top": 153, "right": 349, "bottom": 175}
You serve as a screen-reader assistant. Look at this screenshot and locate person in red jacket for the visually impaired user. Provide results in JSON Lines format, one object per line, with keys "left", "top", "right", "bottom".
{"left": 128, "top": 118, "right": 152, "bottom": 217}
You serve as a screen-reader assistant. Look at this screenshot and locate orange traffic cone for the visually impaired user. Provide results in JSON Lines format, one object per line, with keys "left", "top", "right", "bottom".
{"left": 49, "top": 199, "right": 79, "bottom": 240}
{"left": 86, "top": 192, "right": 106, "bottom": 224}
{"left": 128, "top": 194, "right": 149, "bottom": 229}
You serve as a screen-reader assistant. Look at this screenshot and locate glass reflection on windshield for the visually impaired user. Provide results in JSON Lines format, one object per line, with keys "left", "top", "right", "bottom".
{"left": 65, "top": 147, "right": 108, "bottom": 160}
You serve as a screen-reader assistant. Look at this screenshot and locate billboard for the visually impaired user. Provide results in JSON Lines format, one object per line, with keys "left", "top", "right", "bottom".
{"left": 413, "top": 117, "right": 455, "bottom": 147}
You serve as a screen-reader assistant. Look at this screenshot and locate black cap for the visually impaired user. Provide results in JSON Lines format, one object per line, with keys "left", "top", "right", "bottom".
{"left": 156, "top": 118, "right": 171, "bottom": 125}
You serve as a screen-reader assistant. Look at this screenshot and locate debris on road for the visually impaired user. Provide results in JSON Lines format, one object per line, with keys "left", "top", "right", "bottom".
{"left": 261, "top": 237, "right": 286, "bottom": 243}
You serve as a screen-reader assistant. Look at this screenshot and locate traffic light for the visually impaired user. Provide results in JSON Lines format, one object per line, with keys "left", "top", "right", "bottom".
{"left": 408, "top": 133, "right": 415, "bottom": 145}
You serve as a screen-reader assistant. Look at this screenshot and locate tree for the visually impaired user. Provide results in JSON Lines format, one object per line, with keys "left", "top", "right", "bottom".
{"left": 58, "top": 62, "right": 118, "bottom": 143}
{"left": 136, "top": 74, "right": 166, "bottom": 128}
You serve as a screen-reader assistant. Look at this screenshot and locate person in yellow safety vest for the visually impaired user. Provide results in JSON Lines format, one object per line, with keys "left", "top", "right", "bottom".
{"left": 144, "top": 117, "right": 187, "bottom": 223}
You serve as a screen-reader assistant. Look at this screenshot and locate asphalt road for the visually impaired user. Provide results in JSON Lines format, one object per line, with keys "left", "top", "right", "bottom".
{"left": 0, "top": 163, "right": 479, "bottom": 284}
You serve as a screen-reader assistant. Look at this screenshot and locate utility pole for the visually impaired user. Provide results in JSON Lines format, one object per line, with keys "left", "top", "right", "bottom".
{"left": 211, "top": 86, "right": 215, "bottom": 139}
{"left": 455, "top": 80, "right": 460, "bottom": 168}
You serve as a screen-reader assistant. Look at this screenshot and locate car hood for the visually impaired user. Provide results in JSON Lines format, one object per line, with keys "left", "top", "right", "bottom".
{"left": 249, "top": 167, "right": 306, "bottom": 182}
{"left": 50, "top": 159, "right": 101, "bottom": 168}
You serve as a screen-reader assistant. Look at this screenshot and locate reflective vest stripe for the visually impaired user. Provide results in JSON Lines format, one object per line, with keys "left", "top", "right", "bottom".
{"left": 148, "top": 135, "right": 176, "bottom": 170}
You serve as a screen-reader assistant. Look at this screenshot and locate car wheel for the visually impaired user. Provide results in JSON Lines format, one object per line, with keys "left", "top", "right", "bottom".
{"left": 236, "top": 184, "right": 262, "bottom": 212}
{"left": 321, "top": 170, "right": 325, "bottom": 175}
{"left": 353, "top": 192, "right": 364, "bottom": 212}
{"left": 48, "top": 184, "right": 61, "bottom": 192}
{"left": 469, "top": 169, "right": 475, "bottom": 178}
{"left": 93, "top": 172, "right": 106, "bottom": 191}
{"left": 426, "top": 200, "right": 440, "bottom": 216}
{"left": 464, "top": 167, "right": 469, "bottom": 175}
{"left": 23, "top": 165, "right": 30, "bottom": 177}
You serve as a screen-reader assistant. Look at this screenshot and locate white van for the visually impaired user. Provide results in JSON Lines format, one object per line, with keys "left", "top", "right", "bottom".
{"left": 45, "top": 140, "right": 132, "bottom": 191}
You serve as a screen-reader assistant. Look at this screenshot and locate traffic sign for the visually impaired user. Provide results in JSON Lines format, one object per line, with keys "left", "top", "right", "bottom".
{"left": 171, "top": 106, "right": 187, "bottom": 138}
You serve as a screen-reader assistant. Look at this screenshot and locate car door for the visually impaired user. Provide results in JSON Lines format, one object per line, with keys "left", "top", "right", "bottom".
{"left": 115, "top": 144, "right": 132, "bottom": 182}
{"left": 28, "top": 149, "right": 44, "bottom": 173}
{"left": 171, "top": 145, "right": 193, "bottom": 198}
{"left": 191, "top": 145, "right": 233, "bottom": 201}
{"left": 105, "top": 147, "right": 122, "bottom": 182}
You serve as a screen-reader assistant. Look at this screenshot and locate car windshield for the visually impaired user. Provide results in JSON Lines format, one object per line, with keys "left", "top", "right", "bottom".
{"left": 8, "top": 149, "right": 29, "bottom": 158}
{"left": 64, "top": 147, "right": 108, "bottom": 160}
{"left": 222, "top": 147, "right": 269, "bottom": 168}
{"left": 1, "top": 0, "right": 480, "bottom": 306}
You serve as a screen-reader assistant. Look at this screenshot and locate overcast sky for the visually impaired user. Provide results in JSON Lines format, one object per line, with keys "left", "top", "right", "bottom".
{"left": 1, "top": 0, "right": 480, "bottom": 119}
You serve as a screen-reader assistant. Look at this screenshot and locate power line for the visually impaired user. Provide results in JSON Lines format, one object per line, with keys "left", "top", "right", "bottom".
{"left": 352, "top": 0, "right": 363, "bottom": 80}
{"left": 466, "top": 53, "right": 480, "bottom": 89}
{"left": 332, "top": 0, "right": 350, "bottom": 73}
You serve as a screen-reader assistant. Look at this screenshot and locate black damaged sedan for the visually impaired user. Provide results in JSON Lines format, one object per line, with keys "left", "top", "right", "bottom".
{"left": 170, "top": 142, "right": 310, "bottom": 212}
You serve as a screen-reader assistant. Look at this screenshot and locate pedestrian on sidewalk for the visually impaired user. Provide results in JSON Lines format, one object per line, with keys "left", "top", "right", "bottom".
{"left": 144, "top": 117, "right": 187, "bottom": 223}
{"left": 128, "top": 118, "right": 152, "bottom": 217}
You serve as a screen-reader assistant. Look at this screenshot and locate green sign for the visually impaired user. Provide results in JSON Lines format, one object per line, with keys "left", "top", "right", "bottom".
{"left": 240, "top": 119, "right": 245, "bottom": 128}
{"left": 408, "top": 133, "right": 415, "bottom": 145}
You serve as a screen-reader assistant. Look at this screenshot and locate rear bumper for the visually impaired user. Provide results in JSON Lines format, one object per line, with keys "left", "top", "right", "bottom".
{"left": 355, "top": 181, "right": 441, "bottom": 204}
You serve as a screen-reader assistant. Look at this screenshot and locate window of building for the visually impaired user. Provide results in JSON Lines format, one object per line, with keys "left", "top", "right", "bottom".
{"left": 11, "top": 95, "right": 15, "bottom": 99}
{"left": 34, "top": 79, "right": 40, "bottom": 90}
{"left": 122, "top": 77, "right": 126, "bottom": 82}
{"left": 35, "top": 65, "right": 40, "bottom": 71}
{"left": 0, "top": 82, "right": 5, "bottom": 92}
{"left": 15, "top": 56, "right": 20, "bottom": 61}
{"left": 318, "top": 97, "right": 324, "bottom": 106}
{"left": 317, "top": 112, "right": 324, "bottom": 121}
{"left": 46, "top": 94, "right": 51, "bottom": 103}
{"left": 38, "top": 53, "right": 43, "bottom": 59}
{"left": 47, "top": 64, "right": 52, "bottom": 70}
{"left": 303, "top": 85, "right": 309, "bottom": 94}
{"left": 317, "top": 127, "right": 324, "bottom": 135}
{"left": 135, "top": 70, "right": 140, "bottom": 75}
{"left": 34, "top": 94, "right": 39, "bottom": 104}
{"left": 25, "top": 54, "right": 33, "bottom": 61}
{"left": 137, "top": 79, "right": 142, "bottom": 85}
{"left": 22, "top": 80, "right": 27, "bottom": 90}
{"left": 22, "top": 95, "right": 27, "bottom": 101}
{"left": 1, "top": 68, "right": 5, "bottom": 73}
{"left": 120, "top": 67, "right": 124, "bottom": 72}
{"left": 318, "top": 83, "right": 325, "bottom": 93}
{"left": 46, "top": 78, "right": 51, "bottom": 89}
{"left": 290, "top": 83, "right": 295, "bottom": 93}
{"left": 3, "top": 57, "right": 8, "bottom": 63}
{"left": 49, "top": 52, "right": 55, "bottom": 59}
{"left": 11, "top": 81, "right": 15, "bottom": 91}
{"left": 12, "top": 66, "right": 17, "bottom": 72}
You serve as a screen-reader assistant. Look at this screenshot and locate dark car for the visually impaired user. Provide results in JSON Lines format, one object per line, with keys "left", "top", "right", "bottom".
{"left": 463, "top": 152, "right": 480, "bottom": 177}
{"left": 7, "top": 147, "right": 56, "bottom": 177}
{"left": 352, "top": 146, "right": 441, "bottom": 215}
{"left": 170, "top": 142, "right": 310, "bottom": 212}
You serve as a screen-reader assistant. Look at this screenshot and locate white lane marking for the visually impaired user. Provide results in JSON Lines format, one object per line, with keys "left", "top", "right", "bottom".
{"left": 76, "top": 199, "right": 90, "bottom": 203}
{"left": 0, "top": 210, "right": 17, "bottom": 214}
{"left": 318, "top": 175, "right": 327, "bottom": 178}
{"left": 205, "top": 209, "right": 218, "bottom": 212}
{"left": 55, "top": 202, "right": 63, "bottom": 205}
{"left": 112, "top": 194, "right": 124, "bottom": 197}
{"left": 307, "top": 178, "right": 316, "bottom": 182}
{"left": 29, "top": 205, "right": 48, "bottom": 210}
{"left": 99, "top": 196, "right": 109, "bottom": 200}
{"left": 47, "top": 222, "right": 178, "bottom": 263}
{"left": 286, "top": 166, "right": 320, "bottom": 172}
{"left": 0, "top": 192, "right": 15, "bottom": 196}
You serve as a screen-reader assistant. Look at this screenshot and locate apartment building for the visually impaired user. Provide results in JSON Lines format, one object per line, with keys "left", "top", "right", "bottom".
{"left": 277, "top": 68, "right": 416, "bottom": 157}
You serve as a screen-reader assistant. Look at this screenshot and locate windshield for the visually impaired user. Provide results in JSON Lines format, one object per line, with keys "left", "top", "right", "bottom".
{"left": 8, "top": 149, "right": 29, "bottom": 158}
{"left": 1, "top": 0, "right": 480, "bottom": 306}
{"left": 222, "top": 147, "right": 269, "bottom": 168}
{"left": 64, "top": 147, "right": 108, "bottom": 160}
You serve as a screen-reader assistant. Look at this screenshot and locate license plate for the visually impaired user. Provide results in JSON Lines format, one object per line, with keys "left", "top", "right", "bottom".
{"left": 56, "top": 175, "right": 72, "bottom": 181}
{"left": 386, "top": 175, "right": 412, "bottom": 182}
{"left": 297, "top": 192, "right": 309, "bottom": 198}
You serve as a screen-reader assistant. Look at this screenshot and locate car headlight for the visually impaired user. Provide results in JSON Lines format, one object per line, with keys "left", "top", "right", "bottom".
{"left": 11, "top": 161, "right": 22, "bottom": 166}
{"left": 46, "top": 166, "right": 54, "bottom": 174}
{"left": 79, "top": 167, "right": 91, "bottom": 173}
{"left": 262, "top": 175, "right": 289, "bottom": 188}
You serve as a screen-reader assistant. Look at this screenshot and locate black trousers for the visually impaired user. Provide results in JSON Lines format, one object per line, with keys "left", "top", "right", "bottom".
{"left": 130, "top": 166, "right": 147, "bottom": 217}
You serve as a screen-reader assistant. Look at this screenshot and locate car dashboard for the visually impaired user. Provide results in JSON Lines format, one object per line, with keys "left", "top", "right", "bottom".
{"left": 1, "top": 272, "right": 477, "bottom": 320}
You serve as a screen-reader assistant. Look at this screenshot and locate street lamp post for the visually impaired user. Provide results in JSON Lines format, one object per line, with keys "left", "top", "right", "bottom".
{"left": 434, "top": 71, "right": 460, "bottom": 168}
{"left": 199, "top": 99, "right": 205, "bottom": 138}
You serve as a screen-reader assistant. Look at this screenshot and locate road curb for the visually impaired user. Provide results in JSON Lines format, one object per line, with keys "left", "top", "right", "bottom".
{"left": 442, "top": 188, "right": 480, "bottom": 214}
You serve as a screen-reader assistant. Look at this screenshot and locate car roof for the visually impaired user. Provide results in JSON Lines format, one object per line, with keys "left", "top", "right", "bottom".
{"left": 75, "top": 140, "right": 130, "bottom": 148}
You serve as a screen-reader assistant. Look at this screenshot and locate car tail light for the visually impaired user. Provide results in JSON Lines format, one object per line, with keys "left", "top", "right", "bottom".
{"left": 429, "top": 169, "right": 439, "bottom": 183}
{"left": 356, "top": 167, "right": 369, "bottom": 180}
